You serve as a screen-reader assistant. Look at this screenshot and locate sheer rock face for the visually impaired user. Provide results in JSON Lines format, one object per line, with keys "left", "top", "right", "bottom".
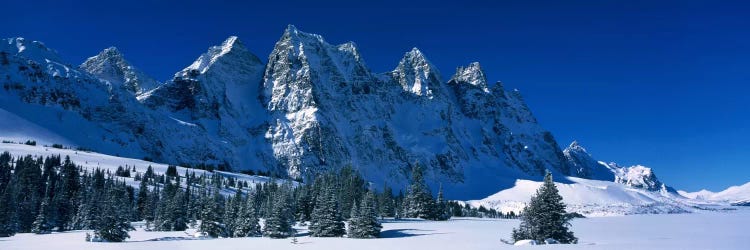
{"left": 80, "top": 47, "right": 160, "bottom": 95}
{"left": 140, "top": 36, "right": 274, "bottom": 172}
{"left": 260, "top": 26, "right": 573, "bottom": 196}
{"left": 563, "top": 141, "right": 615, "bottom": 181}
{"left": 1, "top": 28, "right": 581, "bottom": 198}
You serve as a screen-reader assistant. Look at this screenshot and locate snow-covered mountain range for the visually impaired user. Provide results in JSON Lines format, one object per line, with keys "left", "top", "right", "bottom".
{"left": 679, "top": 183, "right": 750, "bottom": 205}
{"left": 0, "top": 26, "right": 746, "bottom": 206}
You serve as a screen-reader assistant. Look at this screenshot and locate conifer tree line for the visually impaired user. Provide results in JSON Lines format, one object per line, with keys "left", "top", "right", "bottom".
{"left": 0, "top": 152, "right": 512, "bottom": 241}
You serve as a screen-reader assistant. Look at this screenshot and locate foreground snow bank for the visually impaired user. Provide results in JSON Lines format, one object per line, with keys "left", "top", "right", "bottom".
{"left": 513, "top": 239, "right": 537, "bottom": 246}
{"left": 3, "top": 209, "right": 749, "bottom": 250}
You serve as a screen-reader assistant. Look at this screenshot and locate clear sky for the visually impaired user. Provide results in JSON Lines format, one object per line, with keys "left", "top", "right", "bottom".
{"left": 2, "top": 0, "right": 747, "bottom": 192}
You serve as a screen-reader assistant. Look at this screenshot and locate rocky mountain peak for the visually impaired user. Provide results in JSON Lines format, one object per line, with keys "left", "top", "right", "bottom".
{"left": 614, "top": 165, "right": 664, "bottom": 191}
{"left": 450, "top": 62, "right": 489, "bottom": 92}
{"left": 80, "top": 46, "right": 160, "bottom": 95}
{"left": 183, "top": 36, "right": 260, "bottom": 76}
{"left": 392, "top": 47, "right": 442, "bottom": 98}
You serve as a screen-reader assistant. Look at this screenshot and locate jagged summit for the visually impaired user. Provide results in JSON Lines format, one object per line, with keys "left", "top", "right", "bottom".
{"left": 80, "top": 46, "right": 160, "bottom": 95}
{"left": 392, "top": 47, "right": 442, "bottom": 98}
{"left": 450, "top": 62, "right": 489, "bottom": 93}
{"left": 282, "top": 24, "right": 327, "bottom": 45}
{"left": 182, "top": 36, "right": 260, "bottom": 75}
{"left": 143, "top": 35, "right": 265, "bottom": 120}
{"left": 100, "top": 46, "right": 122, "bottom": 56}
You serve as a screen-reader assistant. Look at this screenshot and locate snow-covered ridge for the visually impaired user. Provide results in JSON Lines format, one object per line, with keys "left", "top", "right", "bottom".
{"left": 468, "top": 176, "right": 691, "bottom": 217}
{"left": 679, "top": 182, "right": 750, "bottom": 203}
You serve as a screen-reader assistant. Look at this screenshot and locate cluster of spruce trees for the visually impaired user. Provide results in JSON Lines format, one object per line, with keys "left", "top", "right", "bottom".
{"left": 0, "top": 152, "right": 133, "bottom": 241}
{"left": 0, "top": 152, "right": 467, "bottom": 242}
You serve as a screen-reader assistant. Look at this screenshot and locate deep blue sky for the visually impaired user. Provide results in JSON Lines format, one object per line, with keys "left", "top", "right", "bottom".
{"left": 2, "top": 0, "right": 748, "bottom": 192}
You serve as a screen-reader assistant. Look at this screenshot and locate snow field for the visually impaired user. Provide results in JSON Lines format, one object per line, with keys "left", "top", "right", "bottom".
{"left": 2, "top": 209, "right": 749, "bottom": 250}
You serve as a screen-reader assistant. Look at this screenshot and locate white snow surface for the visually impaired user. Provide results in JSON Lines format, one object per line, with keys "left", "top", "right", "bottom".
{"left": 2, "top": 209, "right": 749, "bottom": 250}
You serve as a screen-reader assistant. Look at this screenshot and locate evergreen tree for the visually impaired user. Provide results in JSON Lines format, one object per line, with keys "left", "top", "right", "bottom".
{"left": 294, "top": 186, "right": 314, "bottom": 223}
{"left": 309, "top": 185, "right": 345, "bottom": 237}
{"left": 511, "top": 171, "right": 577, "bottom": 244}
{"left": 432, "top": 184, "right": 451, "bottom": 221}
{"left": 92, "top": 183, "right": 133, "bottom": 242}
{"left": 404, "top": 163, "right": 436, "bottom": 219}
{"left": 135, "top": 179, "right": 149, "bottom": 221}
{"left": 233, "top": 193, "right": 261, "bottom": 237}
{"left": 222, "top": 193, "right": 241, "bottom": 234}
{"left": 0, "top": 152, "right": 16, "bottom": 237}
{"left": 31, "top": 196, "right": 52, "bottom": 234}
{"left": 378, "top": 184, "right": 395, "bottom": 218}
{"left": 53, "top": 156, "right": 79, "bottom": 231}
{"left": 167, "top": 189, "right": 189, "bottom": 231}
{"left": 14, "top": 155, "right": 44, "bottom": 232}
{"left": 262, "top": 187, "right": 294, "bottom": 238}
{"left": 347, "top": 191, "right": 382, "bottom": 238}
{"left": 199, "top": 189, "right": 224, "bottom": 238}
{"left": 0, "top": 185, "right": 16, "bottom": 237}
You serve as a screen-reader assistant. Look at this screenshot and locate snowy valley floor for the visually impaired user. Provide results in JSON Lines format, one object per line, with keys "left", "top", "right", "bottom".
{"left": 3, "top": 208, "right": 749, "bottom": 250}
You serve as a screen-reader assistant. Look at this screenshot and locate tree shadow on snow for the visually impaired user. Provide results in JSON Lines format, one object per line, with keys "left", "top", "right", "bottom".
{"left": 379, "top": 229, "right": 446, "bottom": 238}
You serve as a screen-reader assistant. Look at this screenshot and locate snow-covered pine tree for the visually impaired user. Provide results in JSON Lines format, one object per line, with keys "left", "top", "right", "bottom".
{"left": 348, "top": 191, "right": 382, "bottom": 238}
{"left": 233, "top": 193, "right": 261, "bottom": 237}
{"left": 309, "top": 184, "right": 345, "bottom": 237}
{"left": 378, "top": 183, "right": 395, "bottom": 218}
{"left": 199, "top": 189, "right": 224, "bottom": 238}
{"left": 52, "top": 156, "right": 79, "bottom": 231}
{"left": 262, "top": 187, "right": 294, "bottom": 238}
{"left": 433, "top": 183, "right": 451, "bottom": 221}
{"left": 135, "top": 178, "right": 149, "bottom": 221}
{"left": 295, "top": 186, "right": 314, "bottom": 223}
{"left": 168, "top": 188, "right": 188, "bottom": 231}
{"left": 348, "top": 200, "right": 360, "bottom": 232}
{"left": 93, "top": 183, "right": 133, "bottom": 242}
{"left": 14, "top": 155, "right": 44, "bottom": 232}
{"left": 404, "top": 162, "right": 436, "bottom": 219}
{"left": 0, "top": 183, "right": 16, "bottom": 237}
{"left": 31, "top": 196, "right": 52, "bottom": 234}
{"left": 511, "top": 171, "right": 577, "bottom": 244}
{"left": 0, "top": 152, "right": 17, "bottom": 237}
{"left": 223, "top": 191, "right": 242, "bottom": 234}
